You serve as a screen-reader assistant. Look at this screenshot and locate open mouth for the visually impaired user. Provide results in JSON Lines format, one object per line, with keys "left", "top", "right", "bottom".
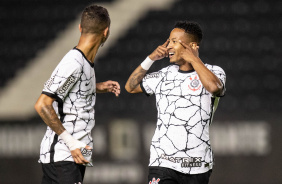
{"left": 169, "top": 52, "right": 175, "bottom": 58}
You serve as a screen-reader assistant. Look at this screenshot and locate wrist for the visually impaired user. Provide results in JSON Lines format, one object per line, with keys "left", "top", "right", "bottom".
{"left": 189, "top": 56, "right": 202, "bottom": 65}
{"left": 140, "top": 56, "right": 155, "bottom": 70}
{"left": 96, "top": 82, "right": 103, "bottom": 92}
{"left": 59, "top": 130, "right": 86, "bottom": 150}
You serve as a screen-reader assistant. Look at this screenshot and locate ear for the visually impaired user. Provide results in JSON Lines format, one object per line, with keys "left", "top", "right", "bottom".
{"left": 190, "top": 42, "right": 198, "bottom": 49}
{"left": 79, "top": 24, "right": 82, "bottom": 33}
{"left": 103, "top": 27, "right": 109, "bottom": 37}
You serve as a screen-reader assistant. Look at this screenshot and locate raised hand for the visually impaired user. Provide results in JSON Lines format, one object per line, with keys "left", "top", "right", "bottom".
{"left": 148, "top": 39, "right": 170, "bottom": 61}
{"left": 178, "top": 40, "right": 199, "bottom": 63}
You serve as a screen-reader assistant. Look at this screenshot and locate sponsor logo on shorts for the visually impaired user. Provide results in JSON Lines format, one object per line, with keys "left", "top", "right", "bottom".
{"left": 81, "top": 148, "right": 92, "bottom": 156}
{"left": 149, "top": 177, "right": 160, "bottom": 184}
{"left": 161, "top": 154, "right": 202, "bottom": 167}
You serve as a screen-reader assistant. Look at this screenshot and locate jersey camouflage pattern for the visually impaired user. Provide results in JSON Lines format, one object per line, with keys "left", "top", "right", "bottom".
{"left": 141, "top": 64, "right": 226, "bottom": 174}
{"left": 39, "top": 48, "right": 96, "bottom": 165}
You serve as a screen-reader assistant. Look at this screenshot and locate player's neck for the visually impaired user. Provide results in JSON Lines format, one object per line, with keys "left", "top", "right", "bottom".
{"left": 179, "top": 63, "right": 194, "bottom": 71}
{"left": 76, "top": 34, "right": 104, "bottom": 63}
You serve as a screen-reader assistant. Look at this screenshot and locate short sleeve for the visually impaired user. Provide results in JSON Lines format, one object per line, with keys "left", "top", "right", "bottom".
{"left": 141, "top": 71, "right": 163, "bottom": 96}
{"left": 43, "top": 60, "right": 82, "bottom": 101}
{"left": 211, "top": 65, "right": 226, "bottom": 97}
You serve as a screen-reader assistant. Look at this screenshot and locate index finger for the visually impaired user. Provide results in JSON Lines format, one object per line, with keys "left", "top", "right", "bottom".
{"left": 78, "top": 152, "right": 90, "bottom": 164}
{"left": 162, "top": 39, "right": 169, "bottom": 47}
{"left": 178, "top": 40, "right": 189, "bottom": 48}
{"left": 72, "top": 149, "right": 89, "bottom": 164}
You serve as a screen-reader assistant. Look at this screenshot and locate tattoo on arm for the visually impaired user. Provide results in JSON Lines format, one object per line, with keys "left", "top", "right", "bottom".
{"left": 39, "top": 105, "right": 65, "bottom": 135}
{"left": 129, "top": 68, "right": 147, "bottom": 89}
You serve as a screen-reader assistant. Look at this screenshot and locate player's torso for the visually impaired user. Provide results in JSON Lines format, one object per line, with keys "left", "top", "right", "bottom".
{"left": 150, "top": 66, "right": 214, "bottom": 174}
{"left": 57, "top": 50, "right": 96, "bottom": 122}
{"left": 155, "top": 68, "right": 213, "bottom": 124}
{"left": 62, "top": 64, "right": 96, "bottom": 134}
{"left": 40, "top": 49, "right": 96, "bottom": 163}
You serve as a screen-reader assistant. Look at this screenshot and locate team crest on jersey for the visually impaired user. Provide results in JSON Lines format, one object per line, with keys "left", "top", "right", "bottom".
{"left": 149, "top": 177, "right": 160, "bottom": 184}
{"left": 188, "top": 75, "right": 201, "bottom": 91}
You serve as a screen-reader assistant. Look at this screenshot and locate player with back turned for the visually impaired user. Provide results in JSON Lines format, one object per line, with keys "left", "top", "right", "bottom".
{"left": 125, "top": 21, "right": 226, "bottom": 184}
{"left": 34, "top": 4, "right": 120, "bottom": 184}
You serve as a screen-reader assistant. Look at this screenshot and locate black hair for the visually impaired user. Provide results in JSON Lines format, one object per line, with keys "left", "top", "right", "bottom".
{"left": 80, "top": 4, "right": 111, "bottom": 34}
{"left": 174, "top": 21, "right": 203, "bottom": 45}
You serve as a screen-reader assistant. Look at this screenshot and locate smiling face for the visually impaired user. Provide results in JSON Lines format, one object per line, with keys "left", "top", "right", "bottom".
{"left": 167, "top": 28, "right": 192, "bottom": 65}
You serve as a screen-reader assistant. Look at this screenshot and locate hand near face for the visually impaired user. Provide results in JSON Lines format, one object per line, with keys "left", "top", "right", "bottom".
{"left": 178, "top": 40, "right": 199, "bottom": 63}
{"left": 149, "top": 39, "right": 170, "bottom": 61}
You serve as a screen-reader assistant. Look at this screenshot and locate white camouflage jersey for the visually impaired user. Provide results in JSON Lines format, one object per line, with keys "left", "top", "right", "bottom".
{"left": 141, "top": 64, "right": 226, "bottom": 174}
{"left": 39, "top": 48, "right": 95, "bottom": 165}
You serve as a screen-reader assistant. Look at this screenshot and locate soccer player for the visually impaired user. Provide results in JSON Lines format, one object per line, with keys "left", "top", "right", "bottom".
{"left": 34, "top": 4, "right": 120, "bottom": 184}
{"left": 125, "top": 21, "right": 226, "bottom": 184}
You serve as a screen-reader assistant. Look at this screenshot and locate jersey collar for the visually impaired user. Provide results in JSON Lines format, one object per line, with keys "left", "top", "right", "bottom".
{"left": 178, "top": 69, "right": 195, "bottom": 73}
{"left": 73, "top": 47, "right": 94, "bottom": 68}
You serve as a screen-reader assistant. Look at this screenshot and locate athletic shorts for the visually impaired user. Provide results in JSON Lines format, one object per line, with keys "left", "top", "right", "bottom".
{"left": 148, "top": 166, "right": 212, "bottom": 184}
{"left": 41, "top": 161, "right": 86, "bottom": 184}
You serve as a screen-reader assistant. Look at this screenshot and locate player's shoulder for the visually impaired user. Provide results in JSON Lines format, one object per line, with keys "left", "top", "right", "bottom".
{"left": 153, "top": 64, "right": 179, "bottom": 76}
{"left": 144, "top": 65, "right": 178, "bottom": 80}
{"left": 52, "top": 49, "right": 85, "bottom": 75}
{"left": 60, "top": 49, "right": 85, "bottom": 68}
{"left": 161, "top": 64, "right": 179, "bottom": 72}
{"left": 205, "top": 63, "right": 225, "bottom": 74}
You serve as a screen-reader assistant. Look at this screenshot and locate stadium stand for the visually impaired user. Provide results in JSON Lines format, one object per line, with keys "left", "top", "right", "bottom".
{"left": 0, "top": 0, "right": 113, "bottom": 88}
{"left": 94, "top": 0, "right": 282, "bottom": 117}
{"left": 1, "top": 0, "right": 281, "bottom": 117}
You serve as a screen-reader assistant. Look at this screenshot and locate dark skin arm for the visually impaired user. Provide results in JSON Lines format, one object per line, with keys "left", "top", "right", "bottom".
{"left": 125, "top": 66, "right": 147, "bottom": 93}
{"left": 34, "top": 94, "right": 90, "bottom": 165}
{"left": 34, "top": 94, "right": 65, "bottom": 134}
{"left": 179, "top": 40, "right": 224, "bottom": 96}
{"left": 125, "top": 40, "right": 169, "bottom": 93}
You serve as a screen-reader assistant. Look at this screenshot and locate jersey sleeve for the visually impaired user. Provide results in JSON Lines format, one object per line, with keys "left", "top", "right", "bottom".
{"left": 211, "top": 65, "right": 226, "bottom": 97}
{"left": 42, "top": 60, "right": 82, "bottom": 101}
{"left": 141, "top": 70, "right": 163, "bottom": 96}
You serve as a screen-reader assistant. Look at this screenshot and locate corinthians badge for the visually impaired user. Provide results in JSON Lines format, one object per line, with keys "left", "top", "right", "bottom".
{"left": 188, "top": 75, "right": 201, "bottom": 91}
{"left": 149, "top": 178, "right": 160, "bottom": 184}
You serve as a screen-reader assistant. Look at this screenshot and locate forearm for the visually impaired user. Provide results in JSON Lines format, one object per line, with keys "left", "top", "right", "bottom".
{"left": 96, "top": 82, "right": 106, "bottom": 93}
{"left": 36, "top": 104, "right": 65, "bottom": 135}
{"left": 125, "top": 65, "right": 147, "bottom": 93}
{"left": 191, "top": 58, "right": 223, "bottom": 95}
{"left": 35, "top": 94, "right": 88, "bottom": 163}
{"left": 125, "top": 56, "right": 156, "bottom": 93}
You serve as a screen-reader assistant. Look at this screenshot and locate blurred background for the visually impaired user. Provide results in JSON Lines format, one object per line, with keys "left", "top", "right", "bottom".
{"left": 0, "top": 0, "right": 282, "bottom": 183}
